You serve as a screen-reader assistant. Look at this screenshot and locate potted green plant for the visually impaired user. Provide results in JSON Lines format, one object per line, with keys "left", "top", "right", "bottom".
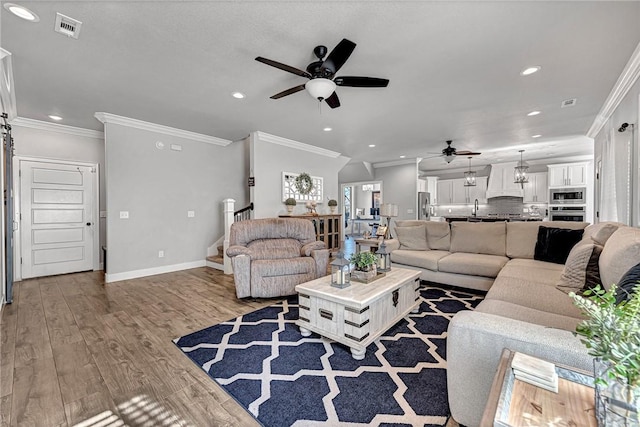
{"left": 350, "top": 251, "right": 378, "bottom": 282}
{"left": 328, "top": 199, "right": 338, "bottom": 213}
{"left": 284, "top": 198, "right": 297, "bottom": 214}
{"left": 570, "top": 284, "right": 640, "bottom": 425}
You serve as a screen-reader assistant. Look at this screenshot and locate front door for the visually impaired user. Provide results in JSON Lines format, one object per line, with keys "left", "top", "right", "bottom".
{"left": 20, "top": 160, "right": 95, "bottom": 279}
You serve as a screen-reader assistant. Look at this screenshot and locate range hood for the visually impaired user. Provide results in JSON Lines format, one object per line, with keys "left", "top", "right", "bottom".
{"left": 486, "top": 162, "right": 524, "bottom": 199}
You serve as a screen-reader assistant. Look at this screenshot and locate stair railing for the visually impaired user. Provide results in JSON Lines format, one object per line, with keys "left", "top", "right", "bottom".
{"left": 222, "top": 199, "right": 254, "bottom": 274}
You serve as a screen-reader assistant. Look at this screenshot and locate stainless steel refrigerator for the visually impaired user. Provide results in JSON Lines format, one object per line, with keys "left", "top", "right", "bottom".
{"left": 418, "top": 192, "right": 432, "bottom": 220}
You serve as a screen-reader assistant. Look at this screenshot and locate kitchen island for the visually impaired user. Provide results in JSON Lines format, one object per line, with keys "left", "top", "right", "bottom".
{"left": 443, "top": 215, "right": 543, "bottom": 223}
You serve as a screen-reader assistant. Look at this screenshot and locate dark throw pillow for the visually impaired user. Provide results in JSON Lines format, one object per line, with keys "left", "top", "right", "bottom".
{"left": 534, "top": 226, "right": 584, "bottom": 264}
{"left": 614, "top": 262, "right": 640, "bottom": 304}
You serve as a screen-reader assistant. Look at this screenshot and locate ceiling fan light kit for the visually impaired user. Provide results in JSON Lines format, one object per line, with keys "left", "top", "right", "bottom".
{"left": 305, "top": 78, "right": 336, "bottom": 100}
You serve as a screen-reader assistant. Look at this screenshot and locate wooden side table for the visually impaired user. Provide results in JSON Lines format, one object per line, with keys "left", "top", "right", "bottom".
{"left": 354, "top": 237, "right": 383, "bottom": 253}
{"left": 481, "top": 348, "right": 597, "bottom": 427}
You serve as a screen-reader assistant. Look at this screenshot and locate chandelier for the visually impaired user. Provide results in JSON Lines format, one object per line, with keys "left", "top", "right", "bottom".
{"left": 514, "top": 149, "right": 529, "bottom": 189}
{"left": 464, "top": 157, "right": 476, "bottom": 187}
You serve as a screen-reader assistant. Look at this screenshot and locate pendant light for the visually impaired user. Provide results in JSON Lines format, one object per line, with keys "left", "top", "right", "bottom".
{"left": 514, "top": 150, "right": 529, "bottom": 189}
{"left": 464, "top": 157, "right": 477, "bottom": 187}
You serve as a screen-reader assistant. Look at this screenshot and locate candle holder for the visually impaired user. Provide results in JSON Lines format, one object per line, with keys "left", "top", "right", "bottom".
{"left": 376, "top": 240, "right": 391, "bottom": 272}
{"left": 330, "top": 252, "right": 351, "bottom": 288}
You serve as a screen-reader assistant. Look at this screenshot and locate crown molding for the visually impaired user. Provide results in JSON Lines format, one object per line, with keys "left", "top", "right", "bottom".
{"left": 254, "top": 131, "right": 341, "bottom": 158}
{"left": 372, "top": 158, "right": 417, "bottom": 169}
{"left": 587, "top": 41, "right": 640, "bottom": 138}
{"left": 94, "top": 112, "right": 231, "bottom": 146}
{"left": 11, "top": 117, "right": 104, "bottom": 139}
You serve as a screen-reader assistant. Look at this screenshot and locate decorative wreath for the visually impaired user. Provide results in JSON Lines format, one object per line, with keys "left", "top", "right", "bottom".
{"left": 294, "top": 172, "right": 314, "bottom": 195}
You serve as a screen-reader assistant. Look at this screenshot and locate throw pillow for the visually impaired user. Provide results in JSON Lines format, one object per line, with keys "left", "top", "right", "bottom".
{"left": 556, "top": 242, "right": 603, "bottom": 295}
{"left": 591, "top": 223, "right": 620, "bottom": 246}
{"left": 534, "top": 226, "right": 584, "bottom": 264}
{"left": 394, "top": 225, "right": 428, "bottom": 250}
{"left": 614, "top": 262, "right": 640, "bottom": 304}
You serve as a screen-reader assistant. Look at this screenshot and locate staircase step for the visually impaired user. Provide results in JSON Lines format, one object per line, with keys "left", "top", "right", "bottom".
{"left": 217, "top": 245, "right": 224, "bottom": 257}
{"left": 207, "top": 255, "right": 224, "bottom": 264}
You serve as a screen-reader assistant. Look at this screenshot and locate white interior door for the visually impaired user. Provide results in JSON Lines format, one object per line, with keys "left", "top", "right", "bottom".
{"left": 20, "top": 160, "right": 94, "bottom": 279}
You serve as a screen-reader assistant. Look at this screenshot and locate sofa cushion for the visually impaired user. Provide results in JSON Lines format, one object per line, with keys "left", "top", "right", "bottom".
{"left": 391, "top": 249, "right": 450, "bottom": 271}
{"left": 247, "top": 238, "right": 302, "bottom": 260}
{"left": 486, "top": 275, "right": 584, "bottom": 318}
{"left": 534, "top": 226, "right": 584, "bottom": 264}
{"left": 506, "top": 221, "right": 588, "bottom": 259}
{"left": 476, "top": 299, "right": 582, "bottom": 332}
{"left": 599, "top": 226, "right": 640, "bottom": 290}
{"left": 426, "top": 222, "right": 451, "bottom": 251}
{"left": 583, "top": 221, "right": 624, "bottom": 245}
{"left": 450, "top": 222, "right": 506, "bottom": 256}
{"left": 395, "top": 225, "right": 429, "bottom": 250}
{"left": 556, "top": 242, "right": 603, "bottom": 295}
{"left": 615, "top": 262, "right": 640, "bottom": 304}
{"left": 438, "top": 252, "right": 509, "bottom": 278}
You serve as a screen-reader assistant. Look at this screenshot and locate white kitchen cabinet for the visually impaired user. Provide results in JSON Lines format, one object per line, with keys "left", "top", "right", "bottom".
{"left": 420, "top": 177, "right": 439, "bottom": 204}
{"left": 548, "top": 163, "right": 587, "bottom": 187}
{"left": 437, "top": 177, "right": 487, "bottom": 204}
{"left": 523, "top": 172, "right": 548, "bottom": 203}
{"left": 437, "top": 180, "right": 453, "bottom": 204}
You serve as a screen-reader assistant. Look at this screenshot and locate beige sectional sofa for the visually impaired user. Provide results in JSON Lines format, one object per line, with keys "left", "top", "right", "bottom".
{"left": 386, "top": 220, "right": 640, "bottom": 426}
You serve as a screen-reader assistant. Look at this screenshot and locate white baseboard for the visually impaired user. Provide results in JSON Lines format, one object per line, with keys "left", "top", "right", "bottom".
{"left": 105, "top": 260, "right": 206, "bottom": 283}
{"left": 205, "top": 259, "right": 224, "bottom": 270}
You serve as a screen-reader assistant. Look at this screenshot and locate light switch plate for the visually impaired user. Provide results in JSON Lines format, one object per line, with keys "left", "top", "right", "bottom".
{"left": 187, "top": 210, "right": 195, "bottom": 218}
{"left": 119, "top": 211, "right": 129, "bottom": 219}
{"left": 407, "top": 209, "right": 414, "bottom": 214}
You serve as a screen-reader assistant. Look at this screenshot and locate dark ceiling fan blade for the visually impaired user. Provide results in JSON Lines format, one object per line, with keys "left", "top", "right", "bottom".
{"left": 270, "top": 84, "right": 306, "bottom": 99}
{"left": 321, "top": 39, "right": 356, "bottom": 75}
{"left": 255, "top": 57, "right": 311, "bottom": 78}
{"left": 325, "top": 92, "right": 340, "bottom": 109}
{"left": 456, "top": 151, "right": 481, "bottom": 156}
{"left": 334, "top": 76, "right": 390, "bottom": 88}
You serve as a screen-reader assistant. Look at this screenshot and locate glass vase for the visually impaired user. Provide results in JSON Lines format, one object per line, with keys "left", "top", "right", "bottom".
{"left": 594, "top": 359, "right": 640, "bottom": 427}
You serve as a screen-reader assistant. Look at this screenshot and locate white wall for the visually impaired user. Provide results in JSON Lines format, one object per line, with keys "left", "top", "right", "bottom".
{"left": 249, "top": 132, "right": 350, "bottom": 218}
{"left": 593, "top": 76, "right": 640, "bottom": 226}
{"left": 104, "top": 123, "right": 248, "bottom": 281}
{"left": 12, "top": 123, "right": 106, "bottom": 266}
{"left": 373, "top": 162, "right": 419, "bottom": 222}
{"left": 338, "top": 161, "right": 374, "bottom": 183}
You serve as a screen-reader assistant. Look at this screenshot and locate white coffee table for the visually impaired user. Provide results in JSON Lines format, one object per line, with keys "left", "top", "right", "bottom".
{"left": 295, "top": 267, "right": 421, "bottom": 360}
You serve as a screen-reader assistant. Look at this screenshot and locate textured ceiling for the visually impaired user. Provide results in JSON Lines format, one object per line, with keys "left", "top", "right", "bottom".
{"left": 2, "top": 1, "right": 640, "bottom": 171}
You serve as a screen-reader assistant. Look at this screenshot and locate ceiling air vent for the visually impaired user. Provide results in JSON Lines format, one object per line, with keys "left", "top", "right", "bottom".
{"left": 561, "top": 98, "right": 577, "bottom": 108}
{"left": 54, "top": 13, "right": 82, "bottom": 39}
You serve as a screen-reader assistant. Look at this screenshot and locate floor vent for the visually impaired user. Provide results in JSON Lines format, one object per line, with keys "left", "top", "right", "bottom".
{"left": 561, "top": 98, "right": 577, "bottom": 108}
{"left": 54, "top": 13, "right": 82, "bottom": 39}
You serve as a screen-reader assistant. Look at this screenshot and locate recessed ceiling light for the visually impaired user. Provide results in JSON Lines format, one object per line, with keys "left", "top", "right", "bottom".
{"left": 48, "top": 115, "right": 63, "bottom": 121}
{"left": 368, "top": 144, "right": 376, "bottom": 148}
{"left": 532, "top": 134, "right": 542, "bottom": 138}
{"left": 520, "top": 66, "right": 541, "bottom": 76}
{"left": 231, "top": 92, "right": 245, "bottom": 99}
{"left": 4, "top": 3, "right": 39, "bottom": 21}
{"left": 527, "top": 110, "right": 541, "bottom": 116}
{"left": 399, "top": 155, "right": 406, "bottom": 158}
{"left": 323, "top": 127, "right": 332, "bottom": 132}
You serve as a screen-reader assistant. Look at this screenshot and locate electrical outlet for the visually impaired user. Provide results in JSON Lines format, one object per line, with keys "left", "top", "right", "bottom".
{"left": 158, "top": 250, "right": 164, "bottom": 258}
{"left": 187, "top": 210, "right": 195, "bottom": 218}
{"left": 119, "top": 211, "right": 129, "bottom": 219}
{"left": 407, "top": 209, "right": 414, "bottom": 214}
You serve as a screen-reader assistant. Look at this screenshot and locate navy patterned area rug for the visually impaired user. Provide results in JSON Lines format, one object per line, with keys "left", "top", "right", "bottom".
{"left": 174, "top": 285, "right": 483, "bottom": 427}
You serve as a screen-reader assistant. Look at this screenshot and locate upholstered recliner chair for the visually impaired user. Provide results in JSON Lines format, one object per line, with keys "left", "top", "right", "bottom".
{"left": 226, "top": 218, "right": 329, "bottom": 298}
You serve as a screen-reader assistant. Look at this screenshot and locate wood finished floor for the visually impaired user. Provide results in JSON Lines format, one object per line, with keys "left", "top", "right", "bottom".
{"left": 0, "top": 268, "right": 274, "bottom": 427}
{"left": 1, "top": 258, "right": 460, "bottom": 427}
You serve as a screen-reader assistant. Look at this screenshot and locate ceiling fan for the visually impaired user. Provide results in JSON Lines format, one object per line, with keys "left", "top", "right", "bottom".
{"left": 255, "top": 38, "right": 389, "bottom": 108}
{"left": 426, "top": 140, "right": 482, "bottom": 164}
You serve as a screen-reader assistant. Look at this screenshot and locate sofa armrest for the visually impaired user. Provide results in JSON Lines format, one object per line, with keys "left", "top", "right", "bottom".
{"left": 311, "top": 249, "right": 330, "bottom": 278}
{"left": 447, "top": 310, "right": 592, "bottom": 427}
{"left": 385, "top": 238, "right": 400, "bottom": 252}
{"left": 227, "top": 245, "right": 251, "bottom": 257}
{"left": 301, "top": 241, "right": 326, "bottom": 256}
{"left": 230, "top": 254, "right": 251, "bottom": 298}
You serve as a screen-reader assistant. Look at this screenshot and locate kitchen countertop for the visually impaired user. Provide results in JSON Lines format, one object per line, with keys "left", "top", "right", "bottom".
{"left": 443, "top": 215, "right": 543, "bottom": 222}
